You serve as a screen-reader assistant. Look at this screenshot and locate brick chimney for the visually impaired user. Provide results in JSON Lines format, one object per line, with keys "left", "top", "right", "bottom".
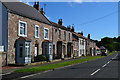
{"left": 33, "top": 2, "right": 40, "bottom": 10}
{"left": 71, "top": 26, "right": 74, "bottom": 32}
{"left": 81, "top": 31, "right": 83, "bottom": 35}
{"left": 40, "top": 8, "right": 45, "bottom": 15}
{"left": 78, "top": 32, "right": 83, "bottom": 36}
{"left": 88, "top": 34, "right": 90, "bottom": 39}
{"left": 58, "top": 19, "right": 63, "bottom": 26}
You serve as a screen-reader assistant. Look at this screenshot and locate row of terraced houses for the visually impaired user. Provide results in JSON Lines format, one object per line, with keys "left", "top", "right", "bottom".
{"left": 0, "top": 2, "right": 96, "bottom": 66}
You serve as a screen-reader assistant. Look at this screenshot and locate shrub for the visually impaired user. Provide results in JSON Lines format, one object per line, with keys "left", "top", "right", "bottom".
{"left": 34, "top": 55, "right": 47, "bottom": 62}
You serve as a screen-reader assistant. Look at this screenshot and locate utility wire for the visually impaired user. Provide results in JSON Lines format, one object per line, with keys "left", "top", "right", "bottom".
{"left": 75, "top": 10, "right": 118, "bottom": 26}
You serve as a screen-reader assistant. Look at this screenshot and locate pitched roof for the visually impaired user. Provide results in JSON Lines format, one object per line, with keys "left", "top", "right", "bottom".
{"left": 50, "top": 21, "right": 71, "bottom": 31}
{"left": 72, "top": 32, "right": 88, "bottom": 40}
{"left": 2, "top": 2, "right": 51, "bottom": 25}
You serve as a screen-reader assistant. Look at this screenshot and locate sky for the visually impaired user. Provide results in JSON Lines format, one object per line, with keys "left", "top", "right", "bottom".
{"left": 20, "top": 1, "right": 118, "bottom": 41}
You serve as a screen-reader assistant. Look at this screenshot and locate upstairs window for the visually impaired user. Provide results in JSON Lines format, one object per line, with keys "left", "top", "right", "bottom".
{"left": 59, "top": 30, "right": 61, "bottom": 39}
{"left": 44, "top": 28, "right": 49, "bottom": 40}
{"left": 35, "top": 25, "right": 40, "bottom": 38}
{"left": 64, "top": 31, "right": 66, "bottom": 41}
{"left": 68, "top": 33, "right": 70, "bottom": 41}
{"left": 18, "top": 21, "right": 27, "bottom": 37}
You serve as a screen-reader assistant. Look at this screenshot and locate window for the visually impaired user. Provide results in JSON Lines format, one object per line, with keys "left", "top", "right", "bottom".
{"left": 59, "top": 30, "right": 61, "bottom": 39}
{"left": 18, "top": 20, "right": 27, "bottom": 37}
{"left": 68, "top": 33, "right": 70, "bottom": 41}
{"left": 35, "top": 25, "right": 40, "bottom": 38}
{"left": 44, "top": 28, "right": 49, "bottom": 40}
{"left": 25, "top": 42, "right": 30, "bottom": 57}
{"left": 64, "top": 31, "right": 66, "bottom": 40}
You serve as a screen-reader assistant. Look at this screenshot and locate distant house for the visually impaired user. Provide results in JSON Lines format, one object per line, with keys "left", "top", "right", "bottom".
{"left": 72, "top": 32, "right": 87, "bottom": 57}
{"left": 86, "top": 34, "right": 96, "bottom": 56}
{"left": 72, "top": 32, "right": 79, "bottom": 57}
{"left": 51, "top": 20, "right": 73, "bottom": 59}
{"left": 96, "top": 46, "right": 101, "bottom": 55}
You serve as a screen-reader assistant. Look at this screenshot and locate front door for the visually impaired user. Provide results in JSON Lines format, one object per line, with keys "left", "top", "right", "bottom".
{"left": 16, "top": 43, "right": 24, "bottom": 64}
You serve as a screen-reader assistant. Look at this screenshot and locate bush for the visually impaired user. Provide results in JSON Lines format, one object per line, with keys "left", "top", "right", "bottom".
{"left": 34, "top": 55, "right": 47, "bottom": 62}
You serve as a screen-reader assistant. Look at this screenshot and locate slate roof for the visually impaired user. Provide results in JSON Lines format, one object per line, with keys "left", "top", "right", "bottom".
{"left": 50, "top": 21, "right": 71, "bottom": 31}
{"left": 2, "top": 2, "right": 51, "bottom": 25}
{"left": 72, "top": 32, "right": 88, "bottom": 40}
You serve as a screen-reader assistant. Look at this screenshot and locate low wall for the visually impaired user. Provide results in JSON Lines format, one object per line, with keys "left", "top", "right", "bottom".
{"left": 0, "top": 52, "right": 6, "bottom": 66}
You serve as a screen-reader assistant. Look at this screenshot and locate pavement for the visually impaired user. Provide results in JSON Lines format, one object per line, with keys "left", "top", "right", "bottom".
{"left": 1, "top": 52, "right": 119, "bottom": 80}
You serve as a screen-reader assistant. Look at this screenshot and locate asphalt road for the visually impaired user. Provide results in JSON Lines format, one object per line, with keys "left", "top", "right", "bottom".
{"left": 15, "top": 53, "right": 119, "bottom": 80}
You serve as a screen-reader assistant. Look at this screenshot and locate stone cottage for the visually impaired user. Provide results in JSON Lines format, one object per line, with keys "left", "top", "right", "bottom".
{"left": 86, "top": 34, "right": 96, "bottom": 56}
{"left": 0, "top": 2, "right": 53, "bottom": 65}
{"left": 51, "top": 19, "right": 73, "bottom": 59}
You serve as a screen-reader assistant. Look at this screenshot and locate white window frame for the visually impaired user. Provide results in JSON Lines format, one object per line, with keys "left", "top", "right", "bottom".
{"left": 35, "top": 25, "right": 40, "bottom": 38}
{"left": 44, "top": 28, "right": 49, "bottom": 40}
{"left": 18, "top": 20, "right": 27, "bottom": 37}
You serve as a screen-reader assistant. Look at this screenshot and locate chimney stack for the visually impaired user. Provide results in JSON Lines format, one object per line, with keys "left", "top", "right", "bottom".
{"left": 88, "top": 34, "right": 90, "bottom": 39}
{"left": 71, "top": 26, "right": 74, "bottom": 32}
{"left": 78, "top": 32, "right": 83, "bottom": 36}
{"left": 40, "top": 8, "right": 45, "bottom": 15}
{"left": 81, "top": 31, "right": 83, "bottom": 35}
{"left": 33, "top": 1, "right": 40, "bottom": 10}
{"left": 71, "top": 24, "right": 75, "bottom": 32}
{"left": 58, "top": 19, "right": 63, "bottom": 26}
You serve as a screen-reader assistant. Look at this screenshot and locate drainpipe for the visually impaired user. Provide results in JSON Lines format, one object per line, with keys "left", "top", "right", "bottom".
{"left": 78, "top": 38, "right": 80, "bottom": 57}
{"left": 6, "top": 11, "right": 9, "bottom": 66}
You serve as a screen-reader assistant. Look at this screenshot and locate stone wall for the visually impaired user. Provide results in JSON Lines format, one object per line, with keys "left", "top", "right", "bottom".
{"left": 86, "top": 40, "right": 96, "bottom": 56}
{"left": 52, "top": 26, "right": 73, "bottom": 58}
{"left": 7, "top": 12, "right": 52, "bottom": 64}
{"left": 73, "top": 41, "right": 79, "bottom": 57}
{"left": 0, "top": 52, "right": 6, "bottom": 66}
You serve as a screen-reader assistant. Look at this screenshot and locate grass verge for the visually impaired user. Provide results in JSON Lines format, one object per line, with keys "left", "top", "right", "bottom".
{"left": 15, "top": 56, "right": 104, "bottom": 72}
{"left": 15, "top": 52, "right": 116, "bottom": 72}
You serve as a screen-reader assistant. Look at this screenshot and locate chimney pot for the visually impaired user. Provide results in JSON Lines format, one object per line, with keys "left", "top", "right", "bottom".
{"left": 88, "top": 34, "right": 90, "bottom": 39}
{"left": 58, "top": 19, "right": 63, "bottom": 25}
{"left": 33, "top": 1, "right": 40, "bottom": 10}
{"left": 40, "top": 8, "right": 45, "bottom": 15}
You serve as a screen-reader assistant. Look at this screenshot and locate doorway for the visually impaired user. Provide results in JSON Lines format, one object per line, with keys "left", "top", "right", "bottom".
{"left": 15, "top": 37, "right": 31, "bottom": 65}
{"left": 35, "top": 44, "right": 39, "bottom": 57}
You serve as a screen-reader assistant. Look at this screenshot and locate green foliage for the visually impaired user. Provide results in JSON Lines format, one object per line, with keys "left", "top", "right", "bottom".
{"left": 34, "top": 55, "right": 47, "bottom": 62}
{"left": 94, "top": 36, "right": 120, "bottom": 52}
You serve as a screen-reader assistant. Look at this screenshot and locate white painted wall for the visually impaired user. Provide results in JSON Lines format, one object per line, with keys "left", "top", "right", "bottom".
{"left": 78, "top": 38, "right": 86, "bottom": 57}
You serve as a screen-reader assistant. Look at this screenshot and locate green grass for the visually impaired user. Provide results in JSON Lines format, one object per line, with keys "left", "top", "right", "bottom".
{"left": 15, "top": 52, "right": 117, "bottom": 72}
{"left": 15, "top": 56, "right": 104, "bottom": 72}
{"left": 108, "top": 51, "right": 117, "bottom": 55}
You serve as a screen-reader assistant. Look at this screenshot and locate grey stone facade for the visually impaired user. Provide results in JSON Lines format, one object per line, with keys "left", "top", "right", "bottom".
{"left": 7, "top": 13, "right": 52, "bottom": 64}
{"left": 0, "top": 2, "right": 97, "bottom": 66}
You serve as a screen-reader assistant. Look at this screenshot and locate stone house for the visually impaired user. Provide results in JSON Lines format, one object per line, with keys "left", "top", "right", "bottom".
{"left": 72, "top": 32, "right": 79, "bottom": 57}
{"left": 85, "top": 34, "right": 96, "bottom": 56}
{"left": 0, "top": 2, "right": 53, "bottom": 65}
{"left": 72, "top": 32, "right": 87, "bottom": 57}
{"left": 0, "top": 2, "right": 97, "bottom": 66}
{"left": 51, "top": 19, "right": 73, "bottom": 59}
